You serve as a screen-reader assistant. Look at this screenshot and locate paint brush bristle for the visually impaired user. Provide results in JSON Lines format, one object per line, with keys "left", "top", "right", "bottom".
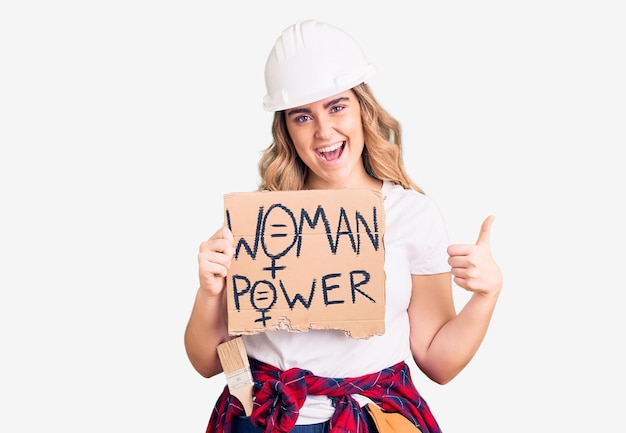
{"left": 217, "top": 337, "right": 254, "bottom": 416}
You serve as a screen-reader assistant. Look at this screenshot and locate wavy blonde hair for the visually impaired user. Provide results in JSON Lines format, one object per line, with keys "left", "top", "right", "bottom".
{"left": 258, "top": 83, "right": 424, "bottom": 194}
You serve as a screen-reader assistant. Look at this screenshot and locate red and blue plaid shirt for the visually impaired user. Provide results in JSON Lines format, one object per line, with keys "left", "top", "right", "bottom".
{"left": 205, "top": 359, "right": 441, "bottom": 433}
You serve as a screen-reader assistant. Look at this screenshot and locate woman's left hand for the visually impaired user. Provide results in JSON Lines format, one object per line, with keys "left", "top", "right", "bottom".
{"left": 447, "top": 215, "right": 503, "bottom": 297}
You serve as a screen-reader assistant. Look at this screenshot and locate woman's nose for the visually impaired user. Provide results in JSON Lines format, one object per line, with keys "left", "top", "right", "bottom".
{"left": 314, "top": 116, "right": 334, "bottom": 140}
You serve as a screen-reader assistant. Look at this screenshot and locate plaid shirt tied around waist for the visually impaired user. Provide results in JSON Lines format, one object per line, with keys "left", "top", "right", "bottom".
{"left": 206, "top": 359, "right": 441, "bottom": 433}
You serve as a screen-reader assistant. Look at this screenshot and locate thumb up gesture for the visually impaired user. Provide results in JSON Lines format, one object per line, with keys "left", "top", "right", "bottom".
{"left": 447, "top": 215, "right": 503, "bottom": 297}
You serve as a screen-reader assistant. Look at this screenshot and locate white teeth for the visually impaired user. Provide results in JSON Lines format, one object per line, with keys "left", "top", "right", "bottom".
{"left": 318, "top": 142, "right": 343, "bottom": 153}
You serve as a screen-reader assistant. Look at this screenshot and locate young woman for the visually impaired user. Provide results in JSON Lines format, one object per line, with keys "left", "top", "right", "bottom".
{"left": 185, "top": 20, "right": 502, "bottom": 433}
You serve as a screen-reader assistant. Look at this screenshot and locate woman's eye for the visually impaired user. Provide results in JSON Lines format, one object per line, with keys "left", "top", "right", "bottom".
{"left": 330, "top": 105, "right": 345, "bottom": 113}
{"left": 295, "top": 115, "right": 311, "bottom": 123}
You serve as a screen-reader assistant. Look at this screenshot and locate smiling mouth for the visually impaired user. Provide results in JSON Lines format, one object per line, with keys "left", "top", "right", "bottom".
{"left": 318, "top": 141, "right": 345, "bottom": 161}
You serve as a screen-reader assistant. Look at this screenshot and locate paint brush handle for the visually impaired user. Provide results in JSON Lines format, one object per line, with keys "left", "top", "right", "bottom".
{"left": 230, "top": 381, "right": 254, "bottom": 416}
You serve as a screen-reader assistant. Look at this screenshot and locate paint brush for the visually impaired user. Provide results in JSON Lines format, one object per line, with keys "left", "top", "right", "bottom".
{"left": 216, "top": 337, "right": 254, "bottom": 416}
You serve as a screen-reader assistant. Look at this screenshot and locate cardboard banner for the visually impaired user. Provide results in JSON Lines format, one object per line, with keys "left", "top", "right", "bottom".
{"left": 224, "top": 188, "right": 386, "bottom": 339}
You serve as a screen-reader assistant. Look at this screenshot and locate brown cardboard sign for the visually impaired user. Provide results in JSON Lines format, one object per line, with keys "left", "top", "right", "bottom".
{"left": 224, "top": 189, "right": 386, "bottom": 339}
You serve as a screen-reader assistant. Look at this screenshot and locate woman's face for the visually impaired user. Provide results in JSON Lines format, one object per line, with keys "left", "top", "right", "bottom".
{"left": 285, "top": 90, "right": 374, "bottom": 190}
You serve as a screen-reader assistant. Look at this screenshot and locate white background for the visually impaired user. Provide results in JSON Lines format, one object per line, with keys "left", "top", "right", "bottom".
{"left": 1, "top": 1, "right": 624, "bottom": 431}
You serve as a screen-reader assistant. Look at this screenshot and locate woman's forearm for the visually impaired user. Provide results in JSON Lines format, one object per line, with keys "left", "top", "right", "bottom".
{"left": 184, "top": 288, "right": 230, "bottom": 378}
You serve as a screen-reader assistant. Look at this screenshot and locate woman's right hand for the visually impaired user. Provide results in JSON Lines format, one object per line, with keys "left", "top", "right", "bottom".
{"left": 198, "top": 226, "right": 235, "bottom": 297}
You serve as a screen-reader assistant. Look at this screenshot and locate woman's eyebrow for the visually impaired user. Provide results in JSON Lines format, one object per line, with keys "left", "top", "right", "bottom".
{"left": 286, "top": 107, "right": 311, "bottom": 117}
{"left": 286, "top": 97, "right": 350, "bottom": 117}
{"left": 324, "top": 97, "right": 349, "bottom": 109}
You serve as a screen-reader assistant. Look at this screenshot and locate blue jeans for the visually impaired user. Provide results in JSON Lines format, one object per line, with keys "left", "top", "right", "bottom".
{"left": 231, "top": 410, "right": 377, "bottom": 432}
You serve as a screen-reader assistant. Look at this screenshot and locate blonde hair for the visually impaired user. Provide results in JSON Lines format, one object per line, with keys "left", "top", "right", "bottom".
{"left": 258, "top": 83, "right": 424, "bottom": 194}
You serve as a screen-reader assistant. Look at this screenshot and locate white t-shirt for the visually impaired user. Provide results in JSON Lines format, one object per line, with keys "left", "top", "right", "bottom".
{"left": 242, "top": 181, "right": 450, "bottom": 423}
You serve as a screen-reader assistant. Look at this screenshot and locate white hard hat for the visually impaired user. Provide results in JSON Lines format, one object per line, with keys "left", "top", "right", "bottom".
{"left": 262, "top": 20, "right": 377, "bottom": 112}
